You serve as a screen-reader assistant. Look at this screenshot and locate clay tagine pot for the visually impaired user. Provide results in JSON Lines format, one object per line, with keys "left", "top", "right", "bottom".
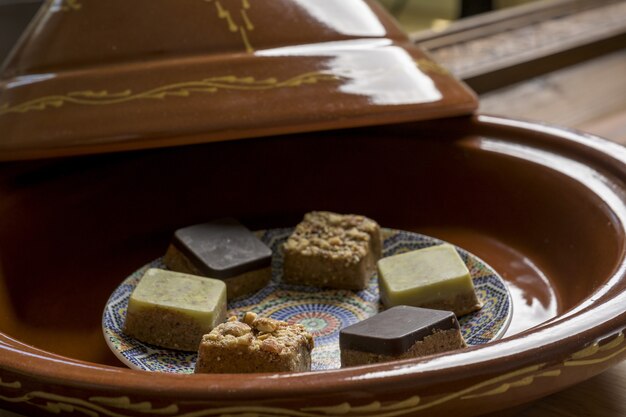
{"left": 0, "top": 1, "right": 625, "bottom": 416}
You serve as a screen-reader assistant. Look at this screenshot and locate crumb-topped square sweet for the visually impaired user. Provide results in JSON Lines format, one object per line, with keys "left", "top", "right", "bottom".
{"left": 282, "top": 211, "right": 382, "bottom": 290}
{"left": 195, "top": 312, "right": 314, "bottom": 373}
{"left": 340, "top": 306, "right": 466, "bottom": 367}
{"left": 124, "top": 268, "right": 226, "bottom": 351}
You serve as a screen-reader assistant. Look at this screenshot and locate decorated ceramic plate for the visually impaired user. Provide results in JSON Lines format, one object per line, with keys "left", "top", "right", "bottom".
{"left": 103, "top": 228, "right": 512, "bottom": 373}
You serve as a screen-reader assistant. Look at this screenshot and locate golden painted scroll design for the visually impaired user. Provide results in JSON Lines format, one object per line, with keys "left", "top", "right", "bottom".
{"left": 206, "top": 0, "right": 255, "bottom": 53}
{"left": 60, "top": 0, "right": 82, "bottom": 12}
{"left": 0, "top": 331, "right": 623, "bottom": 416}
{"left": 0, "top": 72, "right": 338, "bottom": 116}
{"left": 415, "top": 58, "right": 450, "bottom": 75}
{"left": 0, "top": 59, "right": 451, "bottom": 117}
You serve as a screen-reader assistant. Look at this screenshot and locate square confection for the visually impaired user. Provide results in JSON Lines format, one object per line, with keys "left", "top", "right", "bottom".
{"left": 377, "top": 244, "right": 481, "bottom": 316}
{"left": 163, "top": 218, "right": 272, "bottom": 299}
{"left": 340, "top": 305, "right": 466, "bottom": 367}
{"left": 195, "top": 312, "right": 314, "bottom": 373}
{"left": 124, "top": 268, "right": 226, "bottom": 351}
{"left": 282, "top": 211, "right": 382, "bottom": 290}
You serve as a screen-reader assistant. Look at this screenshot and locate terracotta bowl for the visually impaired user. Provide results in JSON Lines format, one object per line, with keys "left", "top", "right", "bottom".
{"left": 0, "top": 114, "right": 625, "bottom": 416}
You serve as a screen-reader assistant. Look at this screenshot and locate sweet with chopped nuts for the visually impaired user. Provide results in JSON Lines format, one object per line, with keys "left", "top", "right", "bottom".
{"left": 282, "top": 211, "right": 382, "bottom": 290}
{"left": 195, "top": 312, "right": 314, "bottom": 373}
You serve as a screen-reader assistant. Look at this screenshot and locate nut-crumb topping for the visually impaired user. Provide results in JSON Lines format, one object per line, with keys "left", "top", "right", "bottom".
{"left": 243, "top": 311, "right": 257, "bottom": 325}
{"left": 254, "top": 317, "right": 279, "bottom": 333}
{"left": 219, "top": 321, "right": 251, "bottom": 337}
{"left": 283, "top": 211, "right": 379, "bottom": 264}
{"left": 201, "top": 313, "right": 314, "bottom": 354}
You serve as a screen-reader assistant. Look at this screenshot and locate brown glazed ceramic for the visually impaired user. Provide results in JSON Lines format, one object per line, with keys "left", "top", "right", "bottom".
{"left": 0, "top": 0, "right": 476, "bottom": 161}
{"left": 0, "top": 1, "right": 625, "bottom": 416}
{"left": 0, "top": 114, "right": 626, "bottom": 416}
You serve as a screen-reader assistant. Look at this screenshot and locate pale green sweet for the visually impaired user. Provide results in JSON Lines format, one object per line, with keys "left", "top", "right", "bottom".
{"left": 128, "top": 268, "right": 226, "bottom": 325}
{"left": 377, "top": 244, "right": 476, "bottom": 311}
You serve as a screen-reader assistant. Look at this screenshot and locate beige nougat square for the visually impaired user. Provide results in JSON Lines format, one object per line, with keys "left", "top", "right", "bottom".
{"left": 282, "top": 211, "right": 382, "bottom": 290}
{"left": 195, "top": 313, "right": 314, "bottom": 373}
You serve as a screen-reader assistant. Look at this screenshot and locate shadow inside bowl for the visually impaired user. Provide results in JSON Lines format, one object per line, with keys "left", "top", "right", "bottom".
{"left": 0, "top": 116, "right": 622, "bottom": 367}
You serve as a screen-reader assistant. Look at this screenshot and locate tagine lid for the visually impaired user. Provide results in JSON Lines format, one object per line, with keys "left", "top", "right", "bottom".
{"left": 0, "top": 0, "right": 477, "bottom": 161}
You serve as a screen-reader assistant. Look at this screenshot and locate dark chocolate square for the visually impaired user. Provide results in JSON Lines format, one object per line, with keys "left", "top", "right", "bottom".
{"left": 339, "top": 306, "right": 459, "bottom": 355}
{"left": 172, "top": 218, "right": 271, "bottom": 279}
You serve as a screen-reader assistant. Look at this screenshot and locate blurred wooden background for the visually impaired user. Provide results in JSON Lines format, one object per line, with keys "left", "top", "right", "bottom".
{"left": 413, "top": 0, "right": 626, "bottom": 144}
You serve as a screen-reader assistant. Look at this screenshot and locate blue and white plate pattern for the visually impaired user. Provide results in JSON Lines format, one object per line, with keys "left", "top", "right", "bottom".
{"left": 103, "top": 228, "right": 512, "bottom": 373}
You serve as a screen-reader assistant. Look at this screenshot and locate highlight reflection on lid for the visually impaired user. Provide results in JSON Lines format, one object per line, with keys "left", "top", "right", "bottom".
{"left": 0, "top": 0, "right": 476, "bottom": 161}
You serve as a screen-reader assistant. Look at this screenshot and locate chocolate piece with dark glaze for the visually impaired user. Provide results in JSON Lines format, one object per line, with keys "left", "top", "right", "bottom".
{"left": 340, "top": 306, "right": 459, "bottom": 355}
{"left": 167, "top": 218, "right": 271, "bottom": 279}
{"left": 162, "top": 218, "right": 272, "bottom": 299}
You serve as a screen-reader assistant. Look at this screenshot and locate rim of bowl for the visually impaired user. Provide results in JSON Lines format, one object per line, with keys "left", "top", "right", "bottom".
{"left": 1, "top": 114, "right": 625, "bottom": 398}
